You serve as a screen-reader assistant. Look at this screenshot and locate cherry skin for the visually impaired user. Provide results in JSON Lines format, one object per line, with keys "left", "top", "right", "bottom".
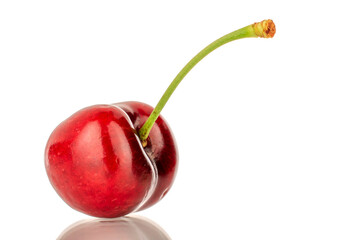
{"left": 45, "top": 102, "right": 178, "bottom": 218}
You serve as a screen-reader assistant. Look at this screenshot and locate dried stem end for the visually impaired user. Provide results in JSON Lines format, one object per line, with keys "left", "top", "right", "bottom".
{"left": 253, "top": 19, "right": 276, "bottom": 38}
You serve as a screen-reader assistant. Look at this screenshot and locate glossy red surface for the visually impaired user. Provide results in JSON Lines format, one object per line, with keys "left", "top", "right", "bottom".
{"left": 45, "top": 102, "right": 178, "bottom": 218}
{"left": 114, "top": 102, "right": 178, "bottom": 210}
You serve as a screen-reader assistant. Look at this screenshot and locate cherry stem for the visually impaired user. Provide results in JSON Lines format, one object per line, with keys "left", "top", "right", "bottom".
{"left": 138, "top": 19, "right": 276, "bottom": 143}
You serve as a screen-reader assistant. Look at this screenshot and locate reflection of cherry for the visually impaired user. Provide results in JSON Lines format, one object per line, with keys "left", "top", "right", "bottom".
{"left": 58, "top": 215, "right": 171, "bottom": 240}
{"left": 45, "top": 20, "right": 276, "bottom": 218}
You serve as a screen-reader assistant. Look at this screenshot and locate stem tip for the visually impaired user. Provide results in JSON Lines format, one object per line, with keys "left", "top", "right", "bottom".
{"left": 253, "top": 19, "right": 276, "bottom": 38}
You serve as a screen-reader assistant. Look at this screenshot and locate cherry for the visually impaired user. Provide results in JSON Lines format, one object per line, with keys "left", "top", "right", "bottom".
{"left": 45, "top": 102, "right": 177, "bottom": 217}
{"left": 45, "top": 20, "right": 276, "bottom": 218}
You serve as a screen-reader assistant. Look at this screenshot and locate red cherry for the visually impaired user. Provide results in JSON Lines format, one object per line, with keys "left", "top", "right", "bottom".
{"left": 45, "top": 102, "right": 178, "bottom": 218}
{"left": 45, "top": 20, "right": 275, "bottom": 218}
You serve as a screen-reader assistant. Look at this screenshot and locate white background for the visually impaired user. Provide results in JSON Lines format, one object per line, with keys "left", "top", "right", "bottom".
{"left": 1, "top": 0, "right": 360, "bottom": 239}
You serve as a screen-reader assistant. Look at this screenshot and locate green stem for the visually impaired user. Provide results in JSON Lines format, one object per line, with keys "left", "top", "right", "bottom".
{"left": 138, "top": 20, "right": 275, "bottom": 143}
